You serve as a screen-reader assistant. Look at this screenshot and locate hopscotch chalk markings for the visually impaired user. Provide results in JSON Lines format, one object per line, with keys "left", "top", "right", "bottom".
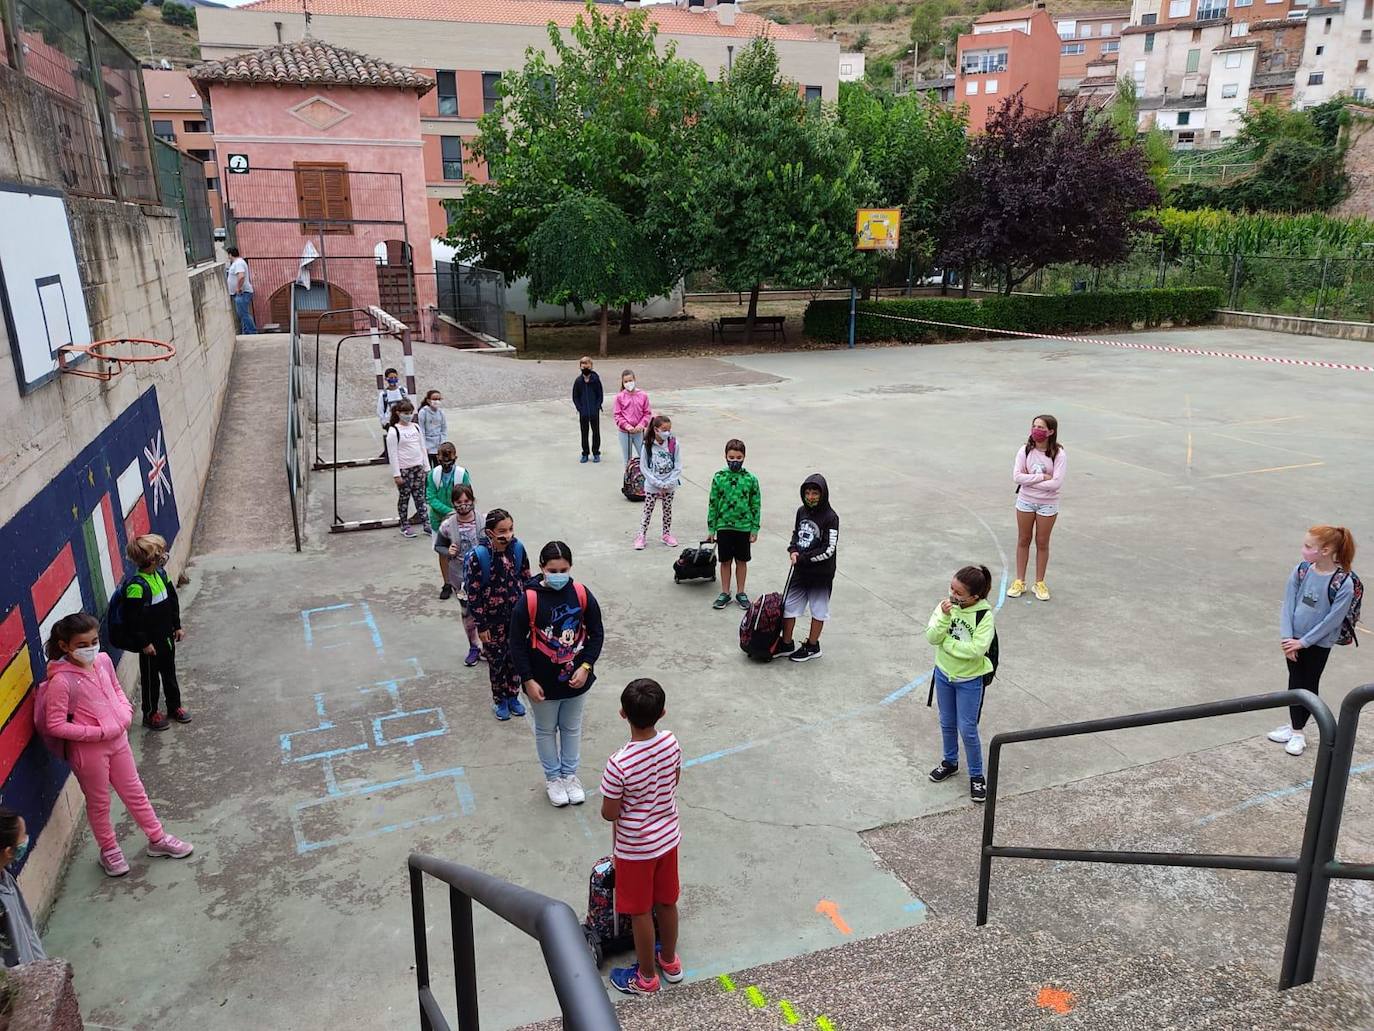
{"left": 745, "top": 986, "right": 768, "bottom": 1009}
{"left": 716, "top": 978, "right": 839, "bottom": 1030}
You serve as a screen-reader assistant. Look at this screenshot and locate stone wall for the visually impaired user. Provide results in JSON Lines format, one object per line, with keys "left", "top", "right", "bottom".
{"left": 0, "top": 65, "right": 239, "bottom": 914}
{"left": 1335, "top": 108, "right": 1374, "bottom": 220}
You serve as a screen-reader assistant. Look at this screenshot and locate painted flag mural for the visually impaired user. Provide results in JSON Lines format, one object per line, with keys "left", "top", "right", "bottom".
{"left": 0, "top": 387, "right": 178, "bottom": 866}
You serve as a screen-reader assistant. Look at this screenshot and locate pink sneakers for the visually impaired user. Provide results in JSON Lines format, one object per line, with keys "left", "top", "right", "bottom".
{"left": 633, "top": 535, "right": 646, "bottom": 550}
{"left": 98, "top": 847, "right": 130, "bottom": 877}
{"left": 662, "top": 534, "right": 678, "bottom": 548}
{"left": 147, "top": 834, "right": 194, "bottom": 859}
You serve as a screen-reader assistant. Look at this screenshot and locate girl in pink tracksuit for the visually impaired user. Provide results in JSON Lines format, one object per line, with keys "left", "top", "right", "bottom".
{"left": 42, "top": 613, "right": 193, "bottom": 878}
{"left": 612, "top": 369, "right": 652, "bottom": 466}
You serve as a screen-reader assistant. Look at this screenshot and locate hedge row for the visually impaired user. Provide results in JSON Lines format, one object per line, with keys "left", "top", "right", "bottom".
{"left": 802, "top": 287, "right": 1223, "bottom": 344}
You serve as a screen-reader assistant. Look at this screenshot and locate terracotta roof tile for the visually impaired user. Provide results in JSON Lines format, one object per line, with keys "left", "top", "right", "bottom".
{"left": 189, "top": 40, "right": 435, "bottom": 94}
{"left": 236, "top": 0, "right": 818, "bottom": 41}
{"left": 973, "top": 5, "right": 1045, "bottom": 23}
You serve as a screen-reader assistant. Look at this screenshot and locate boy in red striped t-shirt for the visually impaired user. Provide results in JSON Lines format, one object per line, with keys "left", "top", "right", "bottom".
{"left": 600, "top": 678, "right": 683, "bottom": 995}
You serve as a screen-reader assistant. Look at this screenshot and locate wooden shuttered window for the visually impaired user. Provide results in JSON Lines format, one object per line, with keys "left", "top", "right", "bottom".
{"left": 294, "top": 162, "right": 353, "bottom": 234}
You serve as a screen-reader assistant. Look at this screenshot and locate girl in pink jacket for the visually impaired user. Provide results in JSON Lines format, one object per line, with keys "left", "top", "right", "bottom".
{"left": 612, "top": 369, "right": 652, "bottom": 466}
{"left": 42, "top": 613, "right": 193, "bottom": 877}
{"left": 1008, "top": 414, "right": 1067, "bottom": 602}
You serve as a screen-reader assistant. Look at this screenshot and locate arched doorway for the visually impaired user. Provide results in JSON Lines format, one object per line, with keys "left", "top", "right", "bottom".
{"left": 270, "top": 280, "right": 355, "bottom": 334}
{"left": 375, "top": 239, "right": 419, "bottom": 330}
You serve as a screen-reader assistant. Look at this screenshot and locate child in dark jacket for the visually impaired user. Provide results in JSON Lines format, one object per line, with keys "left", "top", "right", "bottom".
{"left": 573, "top": 356, "right": 604, "bottom": 464}
{"left": 781, "top": 474, "right": 839, "bottom": 663}
{"left": 464, "top": 509, "right": 532, "bottom": 722}
{"left": 121, "top": 534, "right": 188, "bottom": 731}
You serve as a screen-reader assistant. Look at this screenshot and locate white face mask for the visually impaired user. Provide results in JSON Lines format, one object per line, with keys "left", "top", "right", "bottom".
{"left": 70, "top": 645, "right": 100, "bottom": 666}
{"left": 624, "top": 381, "right": 636, "bottom": 392}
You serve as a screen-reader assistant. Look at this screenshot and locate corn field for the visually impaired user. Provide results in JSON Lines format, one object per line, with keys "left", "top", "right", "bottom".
{"left": 1156, "top": 208, "right": 1374, "bottom": 258}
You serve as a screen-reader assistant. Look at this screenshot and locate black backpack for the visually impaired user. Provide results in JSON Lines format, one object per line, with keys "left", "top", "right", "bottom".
{"left": 105, "top": 570, "right": 165, "bottom": 651}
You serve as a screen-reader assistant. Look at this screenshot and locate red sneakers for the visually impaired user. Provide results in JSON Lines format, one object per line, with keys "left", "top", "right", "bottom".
{"left": 143, "top": 713, "right": 170, "bottom": 732}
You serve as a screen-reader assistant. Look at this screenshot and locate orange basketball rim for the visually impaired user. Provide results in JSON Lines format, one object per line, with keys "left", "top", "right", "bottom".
{"left": 57, "top": 338, "right": 175, "bottom": 381}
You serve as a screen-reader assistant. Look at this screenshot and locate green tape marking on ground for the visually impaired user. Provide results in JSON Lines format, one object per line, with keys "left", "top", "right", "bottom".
{"left": 717, "top": 974, "right": 736, "bottom": 993}
{"left": 816, "top": 1017, "right": 837, "bottom": 1031}
{"left": 745, "top": 985, "right": 767, "bottom": 1008}
{"left": 779, "top": 1000, "right": 800, "bottom": 1024}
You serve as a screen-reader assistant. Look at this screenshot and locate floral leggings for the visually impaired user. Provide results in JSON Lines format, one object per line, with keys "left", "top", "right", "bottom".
{"left": 396, "top": 465, "right": 426, "bottom": 523}
{"left": 640, "top": 489, "right": 674, "bottom": 536}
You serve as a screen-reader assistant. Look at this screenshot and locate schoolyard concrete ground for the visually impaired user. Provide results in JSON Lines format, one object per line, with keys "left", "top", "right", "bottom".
{"left": 42, "top": 326, "right": 1374, "bottom": 1030}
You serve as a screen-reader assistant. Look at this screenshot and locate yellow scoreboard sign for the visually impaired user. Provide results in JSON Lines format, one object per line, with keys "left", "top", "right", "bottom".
{"left": 855, "top": 208, "right": 901, "bottom": 251}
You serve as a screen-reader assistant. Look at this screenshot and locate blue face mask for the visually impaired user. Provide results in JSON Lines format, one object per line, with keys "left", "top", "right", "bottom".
{"left": 544, "top": 572, "right": 571, "bottom": 591}
{"left": 11, "top": 839, "right": 28, "bottom": 864}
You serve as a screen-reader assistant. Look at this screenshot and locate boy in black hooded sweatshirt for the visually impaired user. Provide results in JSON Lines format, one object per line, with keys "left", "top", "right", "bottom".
{"left": 781, "top": 474, "right": 839, "bottom": 662}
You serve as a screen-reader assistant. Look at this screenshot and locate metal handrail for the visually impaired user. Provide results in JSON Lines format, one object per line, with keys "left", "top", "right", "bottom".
{"left": 284, "top": 285, "right": 304, "bottom": 552}
{"left": 408, "top": 853, "right": 621, "bottom": 1031}
{"left": 310, "top": 306, "right": 384, "bottom": 468}
{"left": 976, "top": 689, "right": 1335, "bottom": 990}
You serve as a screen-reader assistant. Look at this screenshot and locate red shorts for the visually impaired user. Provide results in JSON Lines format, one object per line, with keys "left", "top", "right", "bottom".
{"left": 614, "top": 846, "right": 680, "bottom": 915}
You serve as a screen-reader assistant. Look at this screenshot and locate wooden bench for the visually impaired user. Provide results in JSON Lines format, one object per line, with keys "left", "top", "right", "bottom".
{"left": 711, "top": 315, "right": 787, "bottom": 343}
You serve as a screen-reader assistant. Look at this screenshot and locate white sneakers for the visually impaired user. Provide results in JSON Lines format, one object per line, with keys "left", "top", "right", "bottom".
{"left": 1267, "top": 725, "right": 1308, "bottom": 756}
{"left": 545, "top": 775, "right": 586, "bottom": 807}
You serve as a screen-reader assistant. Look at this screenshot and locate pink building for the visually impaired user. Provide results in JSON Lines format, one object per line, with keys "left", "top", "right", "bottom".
{"left": 190, "top": 40, "right": 437, "bottom": 334}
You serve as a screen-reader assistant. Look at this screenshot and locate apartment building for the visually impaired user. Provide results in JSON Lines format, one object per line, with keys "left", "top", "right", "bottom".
{"left": 196, "top": 0, "right": 837, "bottom": 241}
{"left": 955, "top": 5, "right": 1063, "bottom": 132}
{"left": 1293, "top": 1, "right": 1374, "bottom": 105}
{"left": 1057, "top": 9, "right": 1131, "bottom": 88}
{"left": 143, "top": 68, "right": 223, "bottom": 228}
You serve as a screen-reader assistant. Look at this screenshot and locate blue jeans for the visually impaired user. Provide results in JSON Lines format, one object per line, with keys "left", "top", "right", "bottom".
{"left": 618, "top": 429, "right": 643, "bottom": 466}
{"left": 233, "top": 292, "right": 257, "bottom": 334}
{"left": 934, "top": 666, "right": 985, "bottom": 778}
{"left": 530, "top": 694, "right": 588, "bottom": 781}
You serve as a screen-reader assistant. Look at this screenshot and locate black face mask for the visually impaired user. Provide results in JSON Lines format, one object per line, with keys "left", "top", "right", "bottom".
{"left": 581, "top": 370, "right": 591, "bottom": 378}
{"left": 727, "top": 460, "right": 744, "bottom": 473}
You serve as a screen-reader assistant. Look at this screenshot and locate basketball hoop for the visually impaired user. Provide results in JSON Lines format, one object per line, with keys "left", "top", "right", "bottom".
{"left": 57, "top": 338, "right": 175, "bottom": 381}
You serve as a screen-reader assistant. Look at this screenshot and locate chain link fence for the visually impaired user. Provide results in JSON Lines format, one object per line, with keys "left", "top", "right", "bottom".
{"left": 154, "top": 138, "right": 214, "bottom": 265}
{"left": 430, "top": 261, "right": 506, "bottom": 345}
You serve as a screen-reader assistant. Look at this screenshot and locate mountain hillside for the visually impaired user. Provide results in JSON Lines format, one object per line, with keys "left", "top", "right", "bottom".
{"left": 105, "top": 6, "right": 202, "bottom": 68}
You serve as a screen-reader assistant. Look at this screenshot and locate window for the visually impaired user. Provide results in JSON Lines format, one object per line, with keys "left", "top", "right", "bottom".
{"left": 1177, "top": 110, "right": 1191, "bottom": 125}
{"left": 1133, "top": 60, "right": 1147, "bottom": 85}
{"left": 1177, "top": 130, "right": 1196, "bottom": 144}
{"left": 1231, "top": 23, "right": 1249, "bottom": 36}
{"left": 1355, "top": 87, "right": 1369, "bottom": 100}
{"left": 205, "top": 177, "right": 219, "bottom": 192}
{"left": 1061, "top": 43, "right": 1086, "bottom": 55}
{"left": 1057, "top": 19, "right": 1076, "bottom": 38}
{"left": 1210, "top": 130, "right": 1222, "bottom": 139}
{"left": 1235, "top": 0, "right": 1251, "bottom": 6}
{"left": 1359, "top": 59, "right": 1370, "bottom": 71}
{"left": 294, "top": 162, "right": 353, "bottom": 234}
{"left": 183, "top": 119, "right": 208, "bottom": 133}
{"left": 436, "top": 70, "right": 458, "bottom": 116}
{"left": 1263, "top": 91, "right": 1279, "bottom": 102}
{"left": 152, "top": 119, "right": 175, "bottom": 141}
{"left": 1192, "top": 28, "right": 1202, "bottom": 40}
{"left": 1186, "top": 49, "right": 1201, "bottom": 72}
{"left": 1101, "top": 22, "right": 1113, "bottom": 35}
{"left": 1324, "top": 17, "right": 1332, "bottom": 33}
{"left": 1226, "top": 53, "right": 1243, "bottom": 68}
{"left": 1316, "top": 45, "right": 1325, "bottom": 55}
{"left": 187, "top": 148, "right": 213, "bottom": 162}
{"left": 1197, "top": 0, "right": 1225, "bottom": 20}
{"left": 441, "top": 136, "right": 463, "bottom": 180}
{"left": 966, "top": 80, "right": 979, "bottom": 95}
{"left": 840, "top": 62, "right": 853, "bottom": 75}
{"left": 986, "top": 78, "right": 999, "bottom": 93}
{"left": 1365, "top": 0, "right": 1373, "bottom": 18}
{"left": 1141, "top": 12, "right": 1157, "bottom": 24}
{"left": 804, "top": 85, "right": 823, "bottom": 106}
{"left": 1103, "top": 41, "right": 1120, "bottom": 53}
{"left": 1309, "top": 71, "right": 1324, "bottom": 84}
{"left": 481, "top": 72, "right": 502, "bottom": 114}
{"left": 962, "top": 49, "right": 1008, "bottom": 73}
{"left": 1145, "top": 32, "right": 1156, "bottom": 52}
{"left": 1222, "top": 83, "right": 1239, "bottom": 97}
{"left": 1362, "top": 30, "right": 1373, "bottom": 42}
{"left": 1169, "top": 0, "right": 1190, "bottom": 17}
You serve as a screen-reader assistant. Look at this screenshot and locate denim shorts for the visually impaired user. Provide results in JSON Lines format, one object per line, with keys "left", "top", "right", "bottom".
{"left": 1015, "top": 497, "right": 1059, "bottom": 517}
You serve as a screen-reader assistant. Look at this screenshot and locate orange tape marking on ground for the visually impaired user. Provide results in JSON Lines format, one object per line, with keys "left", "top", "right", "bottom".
{"left": 1036, "top": 986, "right": 1076, "bottom": 1015}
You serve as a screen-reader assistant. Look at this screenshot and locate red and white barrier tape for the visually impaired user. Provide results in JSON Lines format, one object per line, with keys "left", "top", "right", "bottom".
{"left": 860, "top": 312, "right": 1374, "bottom": 374}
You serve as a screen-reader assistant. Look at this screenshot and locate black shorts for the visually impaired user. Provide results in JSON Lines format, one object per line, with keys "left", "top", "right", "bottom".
{"left": 715, "top": 529, "right": 752, "bottom": 563}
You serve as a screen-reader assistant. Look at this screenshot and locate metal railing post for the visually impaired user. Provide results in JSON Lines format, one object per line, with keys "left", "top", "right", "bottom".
{"left": 1314, "top": 256, "right": 1330, "bottom": 320}
{"left": 410, "top": 865, "right": 433, "bottom": 1031}
{"left": 1228, "top": 252, "right": 1242, "bottom": 309}
{"left": 976, "top": 738, "right": 1001, "bottom": 925}
{"left": 452, "top": 888, "right": 480, "bottom": 1031}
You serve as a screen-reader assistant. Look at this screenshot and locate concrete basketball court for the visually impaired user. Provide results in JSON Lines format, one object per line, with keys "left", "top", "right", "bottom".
{"left": 41, "top": 326, "right": 1374, "bottom": 1030}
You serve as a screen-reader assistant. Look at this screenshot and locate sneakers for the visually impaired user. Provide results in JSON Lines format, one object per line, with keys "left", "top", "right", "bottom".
{"left": 1286, "top": 732, "right": 1307, "bottom": 757}
{"left": 610, "top": 964, "right": 661, "bottom": 996}
{"left": 147, "top": 834, "right": 194, "bottom": 859}
{"left": 789, "top": 641, "right": 822, "bottom": 663}
{"left": 546, "top": 778, "right": 570, "bottom": 807}
{"left": 633, "top": 535, "right": 646, "bottom": 551}
{"left": 929, "top": 760, "right": 960, "bottom": 783}
{"left": 774, "top": 639, "right": 796, "bottom": 658}
{"left": 98, "top": 847, "right": 130, "bottom": 877}
{"left": 656, "top": 946, "right": 684, "bottom": 983}
{"left": 493, "top": 699, "right": 512, "bottom": 721}
{"left": 563, "top": 775, "right": 586, "bottom": 805}
{"left": 580, "top": 454, "right": 590, "bottom": 464}
{"left": 440, "top": 583, "right": 454, "bottom": 600}
{"left": 1267, "top": 724, "right": 1296, "bottom": 743}
{"left": 171, "top": 707, "right": 192, "bottom": 724}
{"left": 713, "top": 592, "right": 732, "bottom": 610}
{"left": 143, "top": 713, "right": 170, "bottom": 732}
{"left": 464, "top": 646, "right": 482, "bottom": 667}
{"left": 507, "top": 695, "right": 527, "bottom": 718}
{"left": 662, "top": 533, "right": 678, "bottom": 548}
{"left": 1033, "top": 581, "right": 1051, "bottom": 601}
{"left": 1007, "top": 579, "right": 1026, "bottom": 599}
{"left": 401, "top": 525, "right": 417, "bottom": 539}
{"left": 735, "top": 593, "right": 750, "bottom": 610}
{"left": 970, "top": 776, "right": 988, "bottom": 804}
{"left": 593, "top": 455, "right": 601, "bottom": 464}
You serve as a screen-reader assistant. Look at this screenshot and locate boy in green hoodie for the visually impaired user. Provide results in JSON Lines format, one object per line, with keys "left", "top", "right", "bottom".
{"left": 926, "top": 564, "right": 996, "bottom": 804}
{"left": 706, "top": 439, "right": 761, "bottom": 611}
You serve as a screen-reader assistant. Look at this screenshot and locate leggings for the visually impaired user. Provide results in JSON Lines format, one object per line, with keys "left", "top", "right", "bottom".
{"left": 1288, "top": 645, "right": 1331, "bottom": 731}
{"left": 68, "top": 738, "right": 164, "bottom": 852}
{"left": 641, "top": 490, "right": 674, "bottom": 536}
{"left": 397, "top": 465, "right": 426, "bottom": 522}
{"left": 484, "top": 630, "right": 521, "bottom": 703}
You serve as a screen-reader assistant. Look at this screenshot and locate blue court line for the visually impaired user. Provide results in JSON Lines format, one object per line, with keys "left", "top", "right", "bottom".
{"left": 1195, "top": 761, "right": 1374, "bottom": 827}
{"left": 903, "top": 900, "right": 927, "bottom": 913}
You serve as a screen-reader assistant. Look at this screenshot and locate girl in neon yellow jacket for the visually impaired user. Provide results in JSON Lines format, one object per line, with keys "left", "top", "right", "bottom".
{"left": 926, "top": 564, "right": 996, "bottom": 805}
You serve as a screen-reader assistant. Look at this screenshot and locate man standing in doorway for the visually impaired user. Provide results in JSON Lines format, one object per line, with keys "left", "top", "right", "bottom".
{"left": 226, "top": 246, "right": 257, "bottom": 334}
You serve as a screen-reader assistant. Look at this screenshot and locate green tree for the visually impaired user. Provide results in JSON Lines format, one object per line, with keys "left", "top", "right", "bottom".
{"left": 528, "top": 194, "right": 665, "bottom": 355}
{"left": 90, "top": 0, "right": 140, "bottom": 22}
{"left": 444, "top": 2, "right": 707, "bottom": 334}
{"left": 161, "top": 1, "right": 197, "bottom": 28}
{"left": 654, "top": 38, "right": 875, "bottom": 342}
{"left": 909, "top": 0, "right": 947, "bottom": 55}
{"left": 1104, "top": 78, "right": 1170, "bottom": 188}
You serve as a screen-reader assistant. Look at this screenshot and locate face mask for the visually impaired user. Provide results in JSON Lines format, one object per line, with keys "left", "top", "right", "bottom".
{"left": 10, "top": 839, "right": 27, "bottom": 864}
{"left": 430, "top": 400, "right": 442, "bottom": 409}
{"left": 658, "top": 431, "right": 672, "bottom": 443}
{"left": 625, "top": 381, "right": 636, "bottom": 392}
{"left": 544, "top": 572, "right": 571, "bottom": 590}
{"left": 727, "top": 460, "right": 744, "bottom": 473}
{"left": 441, "top": 461, "right": 455, "bottom": 472}
{"left": 71, "top": 645, "right": 99, "bottom": 666}
{"left": 386, "top": 379, "right": 399, "bottom": 389}
{"left": 581, "top": 369, "right": 591, "bottom": 377}
{"left": 456, "top": 503, "right": 474, "bottom": 515}
{"left": 804, "top": 496, "right": 819, "bottom": 508}
{"left": 1031, "top": 427, "right": 1050, "bottom": 443}
{"left": 399, "top": 413, "right": 413, "bottom": 423}
{"left": 1301, "top": 545, "right": 1321, "bottom": 563}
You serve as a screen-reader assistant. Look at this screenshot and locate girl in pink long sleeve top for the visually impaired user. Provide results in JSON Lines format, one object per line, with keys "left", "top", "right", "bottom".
{"left": 41, "top": 613, "right": 193, "bottom": 878}
{"left": 1009, "top": 414, "right": 1067, "bottom": 602}
{"left": 612, "top": 369, "right": 652, "bottom": 467}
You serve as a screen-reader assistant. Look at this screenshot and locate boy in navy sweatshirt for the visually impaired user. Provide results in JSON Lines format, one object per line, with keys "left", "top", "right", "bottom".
{"left": 572, "top": 356, "right": 604, "bottom": 463}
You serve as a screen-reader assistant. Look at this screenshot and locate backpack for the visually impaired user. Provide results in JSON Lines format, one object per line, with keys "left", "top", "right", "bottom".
{"left": 33, "top": 665, "right": 83, "bottom": 761}
{"left": 1296, "top": 563, "right": 1363, "bottom": 647}
{"left": 466, "top": 541, "right": 527, "bottom": 594}
{"left": 926, "top": 608, "right": 1000, "bottom": 713}
{"left": 105, "top": 570, "right": 165, "bottom": 652}
{"left": 524, "top": 583, "right": 589, "bottom": 660}
{"left": 674, "top": 541, "right": 717, "bottom": 584}
{"left": 582, "top": 855, "right": 658, "bottom": 966}
{"left": 739, "top": 568, "right": 792, "bottom": 661}
{"left": 622, "top": 458, "right": 645, "bottom": 502}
